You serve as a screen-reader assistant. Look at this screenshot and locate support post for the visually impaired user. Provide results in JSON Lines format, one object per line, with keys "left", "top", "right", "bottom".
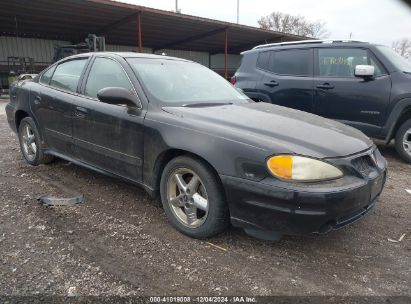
{"left": 137, "top": 12, "right": 143, "bottom": 53}
{"left": 236, "top": 0, "right": 239, "bottom": 24}
{"left": 224, "top": 28, "right": 228, "bottom": 80}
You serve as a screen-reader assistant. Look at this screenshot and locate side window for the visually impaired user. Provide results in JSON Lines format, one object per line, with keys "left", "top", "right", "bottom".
{"left": 318, "top": 48, "right": 384, "bottom": 78}
{"left": 256, "top": 51, "right": 270, "bottom": 70}
{"left": 50, "top": 59, "right": 88, "bottom": 92}
{"left": 85, "top": 57, "right": 134, "bottom": 99}
{"left": 269, "top": 49, "right": 312, "bottom": 76}
{"left": 39, "top": 66, "right": 56, "bottom": 85}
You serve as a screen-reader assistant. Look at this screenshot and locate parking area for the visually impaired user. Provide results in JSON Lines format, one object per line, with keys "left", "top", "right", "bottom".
{"left": 0, "top": 98, "right": 410, "bottom": 296}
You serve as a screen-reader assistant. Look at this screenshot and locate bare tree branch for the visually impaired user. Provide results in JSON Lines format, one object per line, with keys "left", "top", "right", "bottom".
{"left": 392, "top": 38, "right": 411, "bottom": 59}
{"left": 258, "top": 11, "right": 329, "bottom": 38}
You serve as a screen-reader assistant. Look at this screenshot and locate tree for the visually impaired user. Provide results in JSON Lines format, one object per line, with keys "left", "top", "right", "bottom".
{"left": 257, "top": 11, "right": 329, "bottom": 38}
{"left": 392, "top": 38, "right": 411, "bottom": 59}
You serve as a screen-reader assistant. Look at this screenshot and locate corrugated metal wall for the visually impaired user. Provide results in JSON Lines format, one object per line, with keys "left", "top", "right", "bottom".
{"left": 1, "top": 36, "right": 241, "bottom": 71}
{"left": 105, "top": 44, "right": 152, "bottom": 53}
{"left": 210, "top": 54, "right": 242, "bottom": 69}
{"left": 0, "top": 36, "right": 70, "bottom": 63}
{"left": 154, "top": 49, "right": 210, "bottom": 67}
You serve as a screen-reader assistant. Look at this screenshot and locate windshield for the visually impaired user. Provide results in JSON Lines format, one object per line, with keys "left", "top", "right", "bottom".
{"left": 376, "top": 45, "right": 411, "bottom": 73}
{"left": 126, "top": 58, "right": 250, "bottom": 106}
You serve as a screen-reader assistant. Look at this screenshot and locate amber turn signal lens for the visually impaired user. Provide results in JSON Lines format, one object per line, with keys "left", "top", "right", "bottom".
{"left": 266, "top": 155, "right": 293, "bottom": 179}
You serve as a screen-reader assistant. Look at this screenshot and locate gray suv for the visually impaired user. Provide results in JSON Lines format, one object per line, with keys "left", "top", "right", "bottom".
{"left": 233, "top": 40, "right": 411, "bottom": 163}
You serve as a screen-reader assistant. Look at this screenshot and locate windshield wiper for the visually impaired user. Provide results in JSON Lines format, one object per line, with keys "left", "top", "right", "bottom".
{"left": 181, "top": 102, "right": 233, "bottom": 107}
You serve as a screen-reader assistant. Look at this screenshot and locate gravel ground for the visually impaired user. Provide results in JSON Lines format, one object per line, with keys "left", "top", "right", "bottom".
{"left": 0, "top": 98, "right": 410, "bottom": 298}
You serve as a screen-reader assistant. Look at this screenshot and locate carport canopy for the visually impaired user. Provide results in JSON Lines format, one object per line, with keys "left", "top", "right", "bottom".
{"left": 0, "top": 0, "right": 307, "bottom": 77}
{"left": 0, "top": 0, "right": 308, "bottom": 52}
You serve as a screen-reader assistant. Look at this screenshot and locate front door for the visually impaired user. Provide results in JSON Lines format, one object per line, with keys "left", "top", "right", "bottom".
{"left": 72, "top": 56, "right": 145, "bottom": 182}
{"left": 313, "top": 47, "right": 392, "bottom": 136}
{"left": 256, "top": 48, "right": 314, "bottom": 113}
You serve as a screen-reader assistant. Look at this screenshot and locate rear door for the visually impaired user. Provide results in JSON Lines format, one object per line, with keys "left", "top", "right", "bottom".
{"left": 256, "top": 48, "right": 315, "bottom": 113}
{"left": 31, "top": 57, "right": 89, "bottom": 154}
{"left": 72, "top": 56, "right": 145, "bottom": 182}
{"left": 313, "top": 47, "right": 391, "bottom": 136}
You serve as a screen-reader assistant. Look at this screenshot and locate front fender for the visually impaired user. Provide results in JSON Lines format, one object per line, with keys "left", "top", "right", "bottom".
{"left": 142, "top": 113, "right": 269, "bottom": 190}
{"left": 382, "top": 98, "right": 411, "bottom": 144}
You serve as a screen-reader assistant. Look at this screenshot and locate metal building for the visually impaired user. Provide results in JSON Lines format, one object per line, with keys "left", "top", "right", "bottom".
{"left": 0, "top": 0, "right": 306, "bottom": 87}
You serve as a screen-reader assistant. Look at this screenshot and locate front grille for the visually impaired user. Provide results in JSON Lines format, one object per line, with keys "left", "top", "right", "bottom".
{"left": 352, "top": 155, "right": 374, "bottom": 176}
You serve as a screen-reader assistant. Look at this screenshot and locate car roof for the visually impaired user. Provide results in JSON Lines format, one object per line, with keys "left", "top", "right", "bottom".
{"left": 242, "top": 40, "right": 375, "bottom": 54}
{"left": 64, "top": 52, "right": 191, "bottom": 62}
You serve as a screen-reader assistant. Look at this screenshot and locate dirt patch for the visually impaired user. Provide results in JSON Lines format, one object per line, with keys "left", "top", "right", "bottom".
{"left": 0, "top": 100, "right": 410, "bottom": 296}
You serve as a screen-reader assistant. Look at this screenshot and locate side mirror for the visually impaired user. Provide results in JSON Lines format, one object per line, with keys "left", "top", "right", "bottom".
{"left": 355, "top": 65, "right": 375, "bottom": 78}
{"left": 97, "top": 87, "right": 138, "bottom": 106}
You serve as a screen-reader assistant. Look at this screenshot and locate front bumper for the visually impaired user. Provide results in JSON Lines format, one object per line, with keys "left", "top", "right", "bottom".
{"left": 221, "top": 149, "right": 387, "bottom": 235}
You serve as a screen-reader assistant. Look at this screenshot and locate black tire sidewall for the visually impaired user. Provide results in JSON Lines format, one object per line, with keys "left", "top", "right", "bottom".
{"left": 160, "top": 156, "right": 229, "bottom": 239}
{"left": 18, "top": 117, "right": 42, "bottom": 166}
{"left": 395, "top": 119, "right": 411, "bottom": 163}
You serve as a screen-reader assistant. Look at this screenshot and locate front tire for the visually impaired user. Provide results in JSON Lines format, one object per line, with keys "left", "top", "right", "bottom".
{"left": 395, "top": 119, "right": 411, "bottom": 164}
{"left": 18, "top": 117, "right": 54, "bottom": 166}
{"left": 160, "top": 155, "right": 229, "bottom": 239}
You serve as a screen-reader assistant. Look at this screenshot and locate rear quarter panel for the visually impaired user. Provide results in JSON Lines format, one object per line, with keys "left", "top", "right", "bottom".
{"left": 6, "top": 80, "right": 36, "bottom": 132}
{"left": 234, "top": 51, "right": 265, "bottom": 101}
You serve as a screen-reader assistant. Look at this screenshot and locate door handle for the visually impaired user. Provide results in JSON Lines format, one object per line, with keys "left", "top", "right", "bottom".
{"left": 264, "top": 80, "right": 279, "bottom": 87}
{"left": 316, "top": 83, "right": 334, "bottom": 90}
{"left": 33, "top": 95, "right": 42, "bottom": 105}
{"left": 74, "top": 106, "right": 88, "bottom": 118}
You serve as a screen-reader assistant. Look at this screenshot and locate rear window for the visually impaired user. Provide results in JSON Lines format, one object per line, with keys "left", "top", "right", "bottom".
{"left": 39, "top": 66, "right": 55, "bottom": 85}
{"left": 269, "top": 49, "right": 312, "bottom": 76}
{"left": 50, "top": 58, "right": 88, "bottom": 93}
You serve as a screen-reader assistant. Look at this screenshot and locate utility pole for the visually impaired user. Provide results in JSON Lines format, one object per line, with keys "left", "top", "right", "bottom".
{"left": 236, "top": 0, "right": 239, "bottom": 23}
{"left": 175, "top": 0, "right": 180, "bottom": 13}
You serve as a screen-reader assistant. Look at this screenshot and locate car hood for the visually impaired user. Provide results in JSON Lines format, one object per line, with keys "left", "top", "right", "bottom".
{"left": 163, "top": 102, "right": 373, "bottom": 158}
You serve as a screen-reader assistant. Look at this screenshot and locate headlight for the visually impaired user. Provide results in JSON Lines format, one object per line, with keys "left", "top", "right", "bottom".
{"left": 266, "top": 155, "right": 343, "bottom": 181}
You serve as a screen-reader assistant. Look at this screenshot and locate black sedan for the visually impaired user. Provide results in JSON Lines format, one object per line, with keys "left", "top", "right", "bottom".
{"left": 6, "top": 53, "right": 386, "bottom": 240}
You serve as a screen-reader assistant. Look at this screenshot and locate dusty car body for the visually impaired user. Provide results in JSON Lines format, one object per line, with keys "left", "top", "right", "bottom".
{"left": 6, "top": 52, "right": 386, "bottom": 240}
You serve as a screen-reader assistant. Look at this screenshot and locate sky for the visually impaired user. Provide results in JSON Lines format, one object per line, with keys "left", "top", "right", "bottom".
{"left": 117, "top": 0, "right": 411, "bottom": 47}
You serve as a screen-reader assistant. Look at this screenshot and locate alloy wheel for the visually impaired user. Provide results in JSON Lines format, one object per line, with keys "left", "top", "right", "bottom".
{"left": 166, "top": 168, "right": 209, "bottom": 228}
{"left": 403, "top": 128, "right": 411, "bottom": 157}
{"left": 21, "top": 123, "right": 37, "bottom": 161}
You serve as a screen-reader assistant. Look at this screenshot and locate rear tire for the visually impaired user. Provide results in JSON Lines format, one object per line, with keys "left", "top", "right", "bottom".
{"left": 160, "top": 155, "right": 229, "bottom": 239}
{"left": 18, "top": 117, "right": 55, "bottom": 166}
{"left": 395, "top": 119, "right": 411, "bottom": 164}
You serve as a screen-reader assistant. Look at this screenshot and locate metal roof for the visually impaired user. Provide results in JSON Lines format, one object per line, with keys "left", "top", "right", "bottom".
{"left": 0, "top": 0, "right": 307, "bottom": 54}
